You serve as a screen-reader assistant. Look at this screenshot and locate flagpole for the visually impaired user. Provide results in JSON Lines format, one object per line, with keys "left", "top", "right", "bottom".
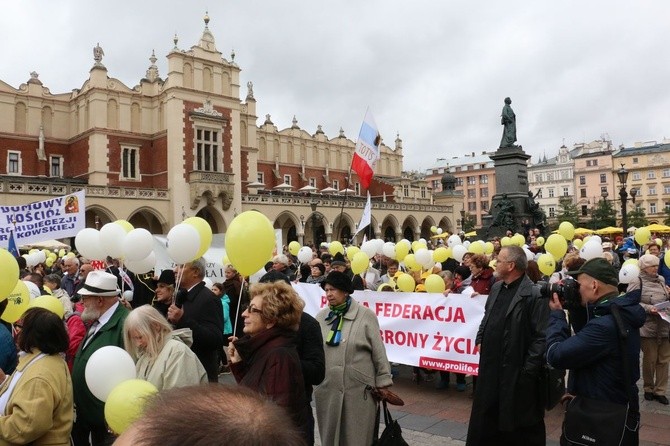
{"left": 335, "top": 166, "right": 354, "bottom": 245}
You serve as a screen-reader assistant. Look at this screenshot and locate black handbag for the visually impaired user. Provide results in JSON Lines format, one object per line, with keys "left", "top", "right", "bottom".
{"left": 372, "top": 400, "right": 408, "bottom": 446}
{"left": 561, "top": 304, "right": 633, "bottom": 446}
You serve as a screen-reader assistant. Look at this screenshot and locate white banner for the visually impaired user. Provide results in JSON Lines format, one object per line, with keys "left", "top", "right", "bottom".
{"left": 0, "top": 191, "right": 86, "bottom": 248}
{"left": 293, "top": 283, "right": 485, "bottom": 375}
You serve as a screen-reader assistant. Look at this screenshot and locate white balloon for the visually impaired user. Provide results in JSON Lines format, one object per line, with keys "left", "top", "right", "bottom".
{"left": 580, "top": 241, "right": 604, "bottom": 261}
{"left": 437, "top": 228, "right": 443, "bottom": 234}
{"left": 382, "top": 242, "right": 396, "bottom": 258}
{"left": 166, "top": 224, "right": 201, "bottom": 264}
{"left": 75, "top": 228, "right": 106, "bottom": 261}
{"left": 24, "top": 253, "right": 39, "bottom": 268}
{"left": 447, "top": 234, "right": 462, "bottom": 248}
{"left": 124, "top": 251, "right": 156, "bottom": 275}
{"left": 589, "top": 235, "right": 602, "bottom": 245}
{"left": 463, "top": 240, "right": 471, "bottom": 248}
{"left": 99, "top": 223, "right": 128, "bottom": 258}
{"left": 619, "top": 264, "right": 640, "bottom": 284}
{"left": 35, "top": 251, "right": 47, "bottom": 264}
{"left": 123, "top": 228, "right": 154, "bottom": 261}
{"left": 23, "top": 280, "right": 41, "bottom": 300}
{"left": 361, "top": 241, "right": 377, "bottom": 258}
{"left": 374, "top": 239, "right": 385, "bottom": 255}
{"left": 453, "top": 245, "right": 468, "bottom": 263}
{"left": 85, "top": 346, "right": 136, "bottom": 402}
{"left": 297, "top": 246, "right": 313, "bottom": 264}
{"left": 399, "top": 239, "right": 412, "bottom": 250}
{"left": 415, "top": 248, "right": 433, "bottom": 269}
{"left": 524, "top": 248, "right": 534, "bottom": 261}
{"left": 203, "top": 277, "right": 214, "bottom": 290}
{"left": 419, "top": 238, "right": 427, "bottom": 245}
{"left": 122, "top": 290, "right": 134, "bottom": 302}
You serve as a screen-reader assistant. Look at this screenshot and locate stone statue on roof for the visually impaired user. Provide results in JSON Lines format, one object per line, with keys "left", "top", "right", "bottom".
{"left": 93, "top": 43, "right": 105, "bottom": 67}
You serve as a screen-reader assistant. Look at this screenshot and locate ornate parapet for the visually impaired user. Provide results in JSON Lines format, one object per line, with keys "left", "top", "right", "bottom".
{"left": 188, "top": 170, "right": 235, "bottom": 210}
{"left": 0, "top": 176, "right": 169, "bottom": 200}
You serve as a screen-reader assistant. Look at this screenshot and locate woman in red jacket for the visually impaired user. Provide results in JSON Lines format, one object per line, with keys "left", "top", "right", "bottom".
{"left": 228, "top": 281, "right": 309, "bottom": 443}
{"left": 469, "top": 254, "right": 496, "bottom": 295}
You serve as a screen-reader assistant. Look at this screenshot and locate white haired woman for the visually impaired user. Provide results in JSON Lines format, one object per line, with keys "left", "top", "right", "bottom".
{"left": 123, "top": 305, "right": 207, "bottom": 391}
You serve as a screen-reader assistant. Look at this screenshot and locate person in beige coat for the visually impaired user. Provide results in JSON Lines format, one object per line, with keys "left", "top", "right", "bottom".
{"left": 627, "top": 254, "right": 670, "bottom": 405}
{"left": 124, "top": 305, "right": 207, "bottom": 391}
{"left": 0, "top": 308, "right": 73, "bottom": 446}
{"left": 314, "top": 271, "right": 393, "bottom": 446}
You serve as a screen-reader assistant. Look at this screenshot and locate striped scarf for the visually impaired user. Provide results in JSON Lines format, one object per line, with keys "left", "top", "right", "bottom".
{"left": 325, "top": 296, "right": 352, "bottom": 347}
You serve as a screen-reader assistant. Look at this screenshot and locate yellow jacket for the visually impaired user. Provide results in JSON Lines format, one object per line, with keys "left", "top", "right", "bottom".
{"left": 0, "top": 350, "right": 73, "bottom": 446}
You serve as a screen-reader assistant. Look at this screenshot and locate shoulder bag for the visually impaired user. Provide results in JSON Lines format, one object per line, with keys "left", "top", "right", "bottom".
{"left": 372, "top": 400, "right": 408, "bottom": 446}
{"left": 562, "top": 304, "right": 634, "bottom": 446}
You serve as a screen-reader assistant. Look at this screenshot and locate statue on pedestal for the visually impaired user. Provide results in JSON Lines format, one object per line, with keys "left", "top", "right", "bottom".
{"left": 491, "top": 193, "right": 515, "bottom": 230}
{"left": 499, "top": 97, "right": 517, "bottom": 148}
{"left": 526, "top": 191, "right": 546, "bottom": 232}
{"left": 93, "top": 43, "right": 105, "bottom": 67}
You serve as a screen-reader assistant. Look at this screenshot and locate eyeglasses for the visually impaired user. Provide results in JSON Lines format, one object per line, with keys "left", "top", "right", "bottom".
{"left": 243, "top": 304, "right": 262, "bottom": 314}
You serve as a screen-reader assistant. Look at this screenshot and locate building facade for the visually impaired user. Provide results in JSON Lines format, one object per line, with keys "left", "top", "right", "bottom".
{"left": 0, "top": 15, "right": 461, "bottom": 248}
{"left": 527, "top": 144, "right": 575, "bottom": 221}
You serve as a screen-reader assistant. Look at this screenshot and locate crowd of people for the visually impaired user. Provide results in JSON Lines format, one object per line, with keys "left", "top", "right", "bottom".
{"left": 0, "top": 227, "right": 668, "bottom": 445}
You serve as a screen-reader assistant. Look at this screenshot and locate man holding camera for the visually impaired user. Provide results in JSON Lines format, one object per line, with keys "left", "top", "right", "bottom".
{"left": 466, "top": 246, "right": 549, "bottom": 445}
{"left": 546, "top": 258, "right": 646, "bottom": 445}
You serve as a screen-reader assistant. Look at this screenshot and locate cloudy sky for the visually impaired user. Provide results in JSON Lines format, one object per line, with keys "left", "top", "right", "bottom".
{"left": 2, "top": 1, "right": 669, "bottom": 171}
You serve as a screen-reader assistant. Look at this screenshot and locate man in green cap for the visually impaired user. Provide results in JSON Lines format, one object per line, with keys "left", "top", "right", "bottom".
{"left": 546, "top": 257, "right": 646, "bottom": 445}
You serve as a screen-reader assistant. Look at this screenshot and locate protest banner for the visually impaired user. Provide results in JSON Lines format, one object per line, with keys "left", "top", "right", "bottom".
{"left": 0, "top": 191, "right": 86, "bottom": 248}
{"left": 293, "top": 283, "right": 485, "bottom": 375}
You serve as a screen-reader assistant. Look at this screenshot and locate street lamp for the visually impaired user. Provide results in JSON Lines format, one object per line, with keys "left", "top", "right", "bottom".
{"left": 617, "top": 165, "right": 629, "bottom": 236}
{"left": 459, "top": 209, "right": 465, "bottom": 232}
{"left": 310, "top": 198, "right": 319, "bottom": 246}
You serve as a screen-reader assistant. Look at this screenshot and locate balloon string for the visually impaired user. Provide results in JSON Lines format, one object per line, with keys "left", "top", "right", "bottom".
{"left": 232, "top": 276, "right": 246, "bottom": 338}
{"left": 173, "top": 264, "right": 185, "bottom": 305}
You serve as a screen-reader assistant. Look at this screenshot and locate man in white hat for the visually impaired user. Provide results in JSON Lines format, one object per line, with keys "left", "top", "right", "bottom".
{"left": 71, "top": 270, "right": 129, "bottom": 446}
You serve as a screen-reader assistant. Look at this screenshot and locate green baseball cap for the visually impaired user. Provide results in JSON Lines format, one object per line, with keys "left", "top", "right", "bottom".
{"left": 567, "top": 257, "right": 618, "bottom": 286}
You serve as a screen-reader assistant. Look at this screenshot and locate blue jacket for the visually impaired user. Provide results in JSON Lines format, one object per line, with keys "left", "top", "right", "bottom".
{"left": 221, "top": 294, "right": 233, "bottom": 335}
{"left": 658, "top": 254, "right": 670, "bottom": 286}
{"left": 546, "top": 290, "right": 645, "bottom": 410}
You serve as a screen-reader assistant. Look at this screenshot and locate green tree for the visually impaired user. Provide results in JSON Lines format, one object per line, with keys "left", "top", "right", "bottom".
{"left": 589, "top": 198, "right": 617, "bottom": 229}
{"left": 557, "top": 198, "right": 580, "bottom": 227}
{"left": 663, "top": 206, "right": 670, "bottom": 226}
{"left": 462, "top": 212, "right": 477, "bottom": 232}
{"left": 627, "top": 205, "right": 648, "bottom": 228}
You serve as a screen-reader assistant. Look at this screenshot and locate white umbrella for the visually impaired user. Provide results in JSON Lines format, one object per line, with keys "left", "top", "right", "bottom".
{"left": 320, "top": 187, "right": 338, "bottom": 194}
{"left": 339, "top": 188, "right": 356, "bottom": 195}
{"left": 298, "top": 185, "right": 318, "bottom": 192}
{"left": 247, "top": 181, "right": 265, "bottom": 189}
{"left": 273, "top": 183, "right": 293, "bottom": 191}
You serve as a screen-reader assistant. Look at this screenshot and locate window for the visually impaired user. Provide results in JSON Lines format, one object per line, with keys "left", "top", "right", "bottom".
{"left": 581, "top": 205, "right": 588, "bottom": 216}
{"left": 50, "top": 156, "right": 63, "bottom": 177}
{"left": 420, "top": 187, "right": 426, "bottom": 199}
{"left": 333, "top": 180, "right": 339, "bottom": 190}
{"left": 257, "top": 172, "right": 264, "bottom": 183}
{"left": 455, "top": 167, "right": 461, "bottom": 172}
{"left": 586, "top": 159, "right": 598, "bottom": 167}
{"left": 648, "top": 171, "right": 656, "bottom": 179}
{"left": 563, "top": 187, "right": 569, "bottom": 197}
{"left": 121, "top": 147, "right": 139, "bottom": 180}
{"left": 432, "top": 180, "right": 440, "bottom": 190}
{"left": 601, "top": 186, "right": 608, "bottom": 195}
{"left": 549, "top": 207, "right": 556, "bottom": 218}
{"left": 600, "top": 174, "right": 606, "bottom": 183}
{"left": 480, "top": 188, "right": 489, "bottom": 198}
{"left": 456, "top": 178, "right": 463, "bottom": 187}
{"left": 663, "top": 168, "right": 670, "bottom": 178}
{"left": 467, "top": 165, "right": 473, "bottom": 171}
{"left": 649, "top": 186, "right": 656, "bottom": 195}
{"left": 479, "top": 174, "right": 488, "bottom": 184}
{"left": 283, "top": 174, "right": 291, "bottom": 185}
{"left": 195, "top": 128, "right": 220, "bottom": 172}
{"left": 632, "top": 172, "right": 641, "bottom": 181}
{"left": 535, "top": 174, "right": 542, "bottom": 183}
{"left": 7, "top": 151, "right": 21, "bottom": 175}
{"left": 665, "top": 185, "right": 670, "bottom": 195}
{"left": 580, "top": 189, "right": 587, "bottom": 198}
{"left": 403, "top": 185, "right": 409, "bottom": 197}
{"left": 537, "top": 189, "right": 543, "bottom": 198}
{"left": 467, "top": 189, "right": 476, "bottom": 199}
{"left": 309, "top": 177, "right": 316, "bottom": 187}
{"left": 467, "top": 176, "right": 476, "bottom": 185}
{"left": 548, "top": 188, "right": 555, "bottom": 198}
{"left": 354, "top": 183, "right": 360, "bottom": 195}
{"left": 633, "top": 157, "right": 638, "bottom": 163}
{"left": 468, "top": 202, "right": 477, "bottom": 211}
{"left": 650, "top": 202, "right": 657, "bottom": 214}
{"left": 561, "top": 170, "right": 570, "bottom": 179}
{"left": 547, "top": 173, "right": 554, "bottom": 181}
{"left": 579, "top": 176, "right": 586, "bottom": 185}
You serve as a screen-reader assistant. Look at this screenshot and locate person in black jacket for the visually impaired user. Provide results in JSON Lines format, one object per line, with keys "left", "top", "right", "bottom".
{"left": 466, "top": 246, "right": 549, "bottom": 446}
{"left": 168, "top": 258, "right": 224, "bottom": 382}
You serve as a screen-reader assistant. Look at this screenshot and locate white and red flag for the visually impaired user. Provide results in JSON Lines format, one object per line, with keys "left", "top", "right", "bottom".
{"left": 351, "top": 110, "right": 380, "bottom": 190}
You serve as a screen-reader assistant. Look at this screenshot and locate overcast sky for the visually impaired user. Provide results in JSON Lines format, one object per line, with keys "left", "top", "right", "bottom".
{"left": 2, "top": 1, "right": 669, "bottom": 172}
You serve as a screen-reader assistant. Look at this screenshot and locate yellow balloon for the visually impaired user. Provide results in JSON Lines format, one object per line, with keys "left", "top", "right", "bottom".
{"left": 377, "top": 282, "right": 396, "bottom": 292}
{"left": 404, "top": 254, "right": 421, "bottom": 272}
{"left": 501, "top": 236, "right": 512, "bottom": 247}
{"left": 424, "top": 274, "right": 446, "bottom": 293}
{"left": 558, "top": 222, "right": 575, "bottom": 241}
{"left": 351, "top": 251, "right": 370, "bottom": 274}
{"left": 489, "top": 259, "right": 497, "bottom": 268}
{"left": 655, "top": 238, "right": 662, "bottom": 247}
{"left": 512, "top": 234, "right": 526, "bottom": 246}
{"left": 346, "top": 246, "right": 361, "bottom": 261}
{"left": 288, "top": 241, "right": 301, "bottom": 256}
{"left": 184, "top": 217, "right": 213, "bottom": 259}
{"left": 545, "top": 234, "right": 568, "bottom": 260}
{"left": 66, "top": 252, "right": 76, "bottom": 259}
{"left": 537, "top": 253, "right": 556, "bottom": 276}
{"left": 468, "top": 242, "right": 485, "bottom": 254}
{"left": 665, "top": 254, "right": 670, "bottom": 269}
{"left": 395, "top": 242, "right": 410, "bottom": 261}
{"left": 329, "top": 241, "right": 344, "bottom": 256}
{"left": 430, "top": 225, "right": 437, "bottom": 234}
{"left": 573, "top": 239, "right": 583, "bottom": 249}
{"left": 0, "top": 248, "right": 20, "bottom": 299}
{"left": 484, "top": 241, "right": 494, "bottom": 254}
{"left": 29, "top": 295, "right": 65, "bottom": 319}
{"left": 46, "top": 258, "right": 55, "bottom": 268}
{"left": 29, "top": 249, "right": 39, "bottom": 255}
{"left": 1, "top": 281, "right": 30, "bottom": 323}
{"left": 623, "top": 258, "right": 638, "bottom": 268}
{"left": 58, "top": 249, "right": 66, "bottom": 258}
{"left": 433, "top": 247, "right": 449, "bottom": 263}
{"left": 634, "top": 227, "right": 651, "bottom": 246}
{"left": 105, "top": 379, "right": 158, "bottom": 435}
{"left": 225, "top": 211, "right": 275, "bottom": 276}
{"left": 115, "top": 220, "right": 134, "bottom": 233}
{"left": 396, "top": 273, "right": 416, "bottom": 292}
{"left": 536, "top": 236, "right": 545, "bottom": 247}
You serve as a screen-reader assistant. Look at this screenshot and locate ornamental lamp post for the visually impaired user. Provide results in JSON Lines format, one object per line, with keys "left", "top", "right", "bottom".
{"left": 617, "top": 165, "right": 629, "bottom": 236}
{"left": 310, "top": 198, "right": 319, "bottom": 246}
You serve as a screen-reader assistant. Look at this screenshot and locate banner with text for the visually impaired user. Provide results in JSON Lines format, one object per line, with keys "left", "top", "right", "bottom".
{"left": 0, "top": 191, "right": 86, "bottom": 248}
{"left": 293, "top": 282, "right": 486, "bottom": 375}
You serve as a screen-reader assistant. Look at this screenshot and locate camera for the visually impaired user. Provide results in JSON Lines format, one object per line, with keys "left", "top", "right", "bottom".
{"left": 536, "top": 276, "right": 581, "bottom": 309}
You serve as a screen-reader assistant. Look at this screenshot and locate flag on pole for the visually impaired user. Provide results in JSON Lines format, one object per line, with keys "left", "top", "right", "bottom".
{"left": 7, "top": 230, "right": 20, "bottom": 257}
{"left": 355, "top": 192, "right": 372, "bottom": 235}
{"left": 351, "top": 110, "right": 381, "bottom": 190}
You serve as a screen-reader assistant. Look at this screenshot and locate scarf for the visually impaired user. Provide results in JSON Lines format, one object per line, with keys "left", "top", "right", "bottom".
{"left": 324, "top": 296, "right": 352, "bottom": 347}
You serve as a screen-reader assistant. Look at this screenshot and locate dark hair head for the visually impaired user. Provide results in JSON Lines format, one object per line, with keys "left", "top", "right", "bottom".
{"left": 18, "top": 307, "right": 69, "bottom": 354}
{"left": 17, "top": 256, "right": 27, "bottom": 270}
{"left": 44, "top": 274, "right": 62, "bottom": 289}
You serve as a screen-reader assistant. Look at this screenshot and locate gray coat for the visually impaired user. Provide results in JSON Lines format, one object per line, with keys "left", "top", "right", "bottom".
{"left": 627, "top": 272, "right": 670, "bottom": 339}
{"left": 314, "top": 298, "right": 393, "bottom": 446}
